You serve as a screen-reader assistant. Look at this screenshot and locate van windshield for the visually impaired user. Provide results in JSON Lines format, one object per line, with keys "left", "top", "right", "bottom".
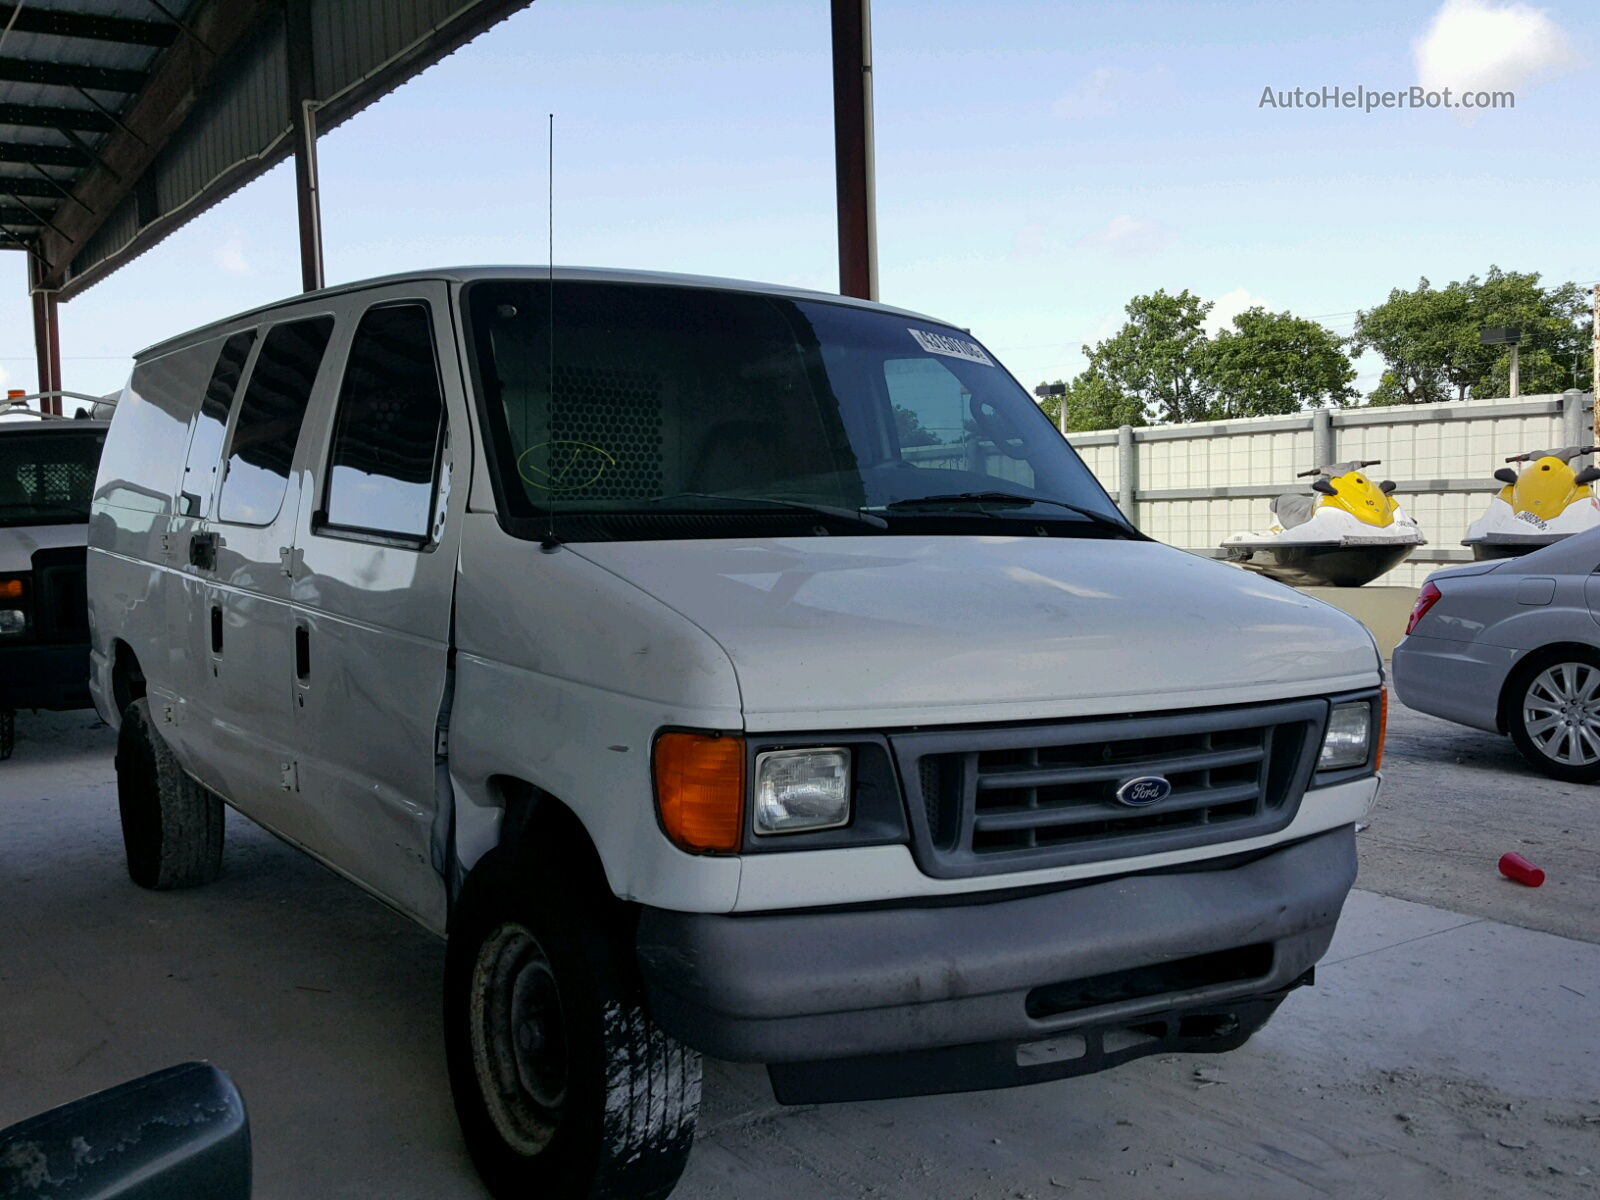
{"left": 464, "top": 280, "right": 1127, "bottom": 541}
{"left": 0, "top": 426, "right": 105, "bottom": 527}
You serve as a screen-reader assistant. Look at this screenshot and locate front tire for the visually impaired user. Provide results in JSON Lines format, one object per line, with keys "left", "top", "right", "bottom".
{"left": 1508, "top": 651, "right": 1600, "bottom": 782}
{"left": 444, "top": 847, "right": 701, "bottom": 1200}
{"left": 114, "top": 697, "right": 225, "bottom": 888}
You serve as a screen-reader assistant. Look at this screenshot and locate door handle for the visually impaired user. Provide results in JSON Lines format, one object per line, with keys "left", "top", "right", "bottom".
{"left": 295, "top": 625, "right": 310, "bottom": 681}
{"left": 189, "top": 531, "right": 217, "bottom": 570}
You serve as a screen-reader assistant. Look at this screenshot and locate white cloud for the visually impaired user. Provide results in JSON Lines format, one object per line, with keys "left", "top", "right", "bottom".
{"left": 1414, "top": 0, "right": 1579, "bottom": 95}
{"left": 1078, "top": 214, "right": 1174, "bottom": 258}
{"left": 1204, "top": 287, "right": 1271, "bottom": 336}
{"left": 1052, "top": 65, "right": 1171, "bottom": 118}
{"left": 1053, "top": 67, "right": 1122, "bottom": 117}
{"left": 213, "top": 234, "right": 251, "bottom": 276}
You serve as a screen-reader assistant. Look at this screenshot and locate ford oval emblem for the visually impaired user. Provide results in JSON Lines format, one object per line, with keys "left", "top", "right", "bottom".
{"left": 1114, "top": 776, "right": 1172, "bottom": 808}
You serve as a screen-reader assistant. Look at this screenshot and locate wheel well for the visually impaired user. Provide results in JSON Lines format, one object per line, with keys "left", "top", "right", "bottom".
{"left": 110, "top": 641, "right": 146, "bottom": 717}
{"left": 489, "top": 776, "right": 613, "bottom": 901}
{"left": 1496, "top": 642, "right": 1599, "bottom": 733}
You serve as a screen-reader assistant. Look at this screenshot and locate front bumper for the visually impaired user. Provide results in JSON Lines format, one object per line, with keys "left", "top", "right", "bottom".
{"left": 637, "top": 826, "right": 1356, "bottom": 1101}
{"left": 0, "top": 642, "right": 91, "bottom": 710}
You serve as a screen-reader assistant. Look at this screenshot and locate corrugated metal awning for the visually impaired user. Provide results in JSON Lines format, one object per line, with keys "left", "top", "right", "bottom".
{"left": 1, "top": 0, "right": 533, "bottom": 299}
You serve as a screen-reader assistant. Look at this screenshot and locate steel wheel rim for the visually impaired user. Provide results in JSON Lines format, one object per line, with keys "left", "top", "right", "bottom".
{"left": 469, "top": 922, "right": 569, "bottom": 1155}
{"left": 1523, "top": 663, "right": 1600, "bottom": 766}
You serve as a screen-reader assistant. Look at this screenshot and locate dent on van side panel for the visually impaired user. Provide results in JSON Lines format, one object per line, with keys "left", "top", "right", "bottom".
{"left": 449, "top": 514, "right": 743, "bottom": 912}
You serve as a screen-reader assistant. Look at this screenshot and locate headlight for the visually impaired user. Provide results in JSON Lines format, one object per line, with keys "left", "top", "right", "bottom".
{"left": 754, "top": 748, "right": 851, "bottom": 835}
{"left": 0, "top": 608, "right": 26, "bottom": 636}
{"left": 1319, "top": 701, "right": 1373, "bottom": 770}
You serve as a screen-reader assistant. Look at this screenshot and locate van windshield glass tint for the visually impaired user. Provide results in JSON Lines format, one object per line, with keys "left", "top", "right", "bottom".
{"left": 0, "top": 429, "right": 105, "bottom": 527}
{"left": 464, "top": 281, "right": 1123, "bottom": 541}
{"left": 218, "top": 316, "right": 333, "bottom": 526}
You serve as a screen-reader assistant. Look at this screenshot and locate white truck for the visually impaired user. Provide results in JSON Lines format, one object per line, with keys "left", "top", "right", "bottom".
{"left": 86, "top": 268, "right": 1384, "bottom": 1200}
{"left": 1, "top": 409, "right": 107, "bottom": 758}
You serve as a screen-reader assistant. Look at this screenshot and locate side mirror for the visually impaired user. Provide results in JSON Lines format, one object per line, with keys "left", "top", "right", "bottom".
{"left": 1574, "top": 467, "right": 1600, "bottom": 486}
{"left": 1379, "top": 480, "right": 1396, "bottom": 493}
{"left": 1493, "top": 467, "right": 1519, "bottom": 485}
{"left": 0, "top": 1063, "right": 250, "bottom": 1199}
{"left": 1311, "top": 479, "right": 1337, "bottom": 495}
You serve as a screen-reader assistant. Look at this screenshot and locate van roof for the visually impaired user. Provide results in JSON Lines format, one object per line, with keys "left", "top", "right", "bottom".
{"left": 135, "top": 266, "right": 959, "bottom": 361}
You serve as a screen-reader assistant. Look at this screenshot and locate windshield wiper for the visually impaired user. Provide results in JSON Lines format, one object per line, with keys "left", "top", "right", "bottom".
{"left": 647, "top": 492, "right": 888, "bottom": 530}
{"left": 882, "top": 491, "right": 1141, "bottom": 536}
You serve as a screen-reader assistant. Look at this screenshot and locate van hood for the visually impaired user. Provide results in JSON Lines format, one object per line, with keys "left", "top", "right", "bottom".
{"left": 0, "top": 521, "right": 87, "bottom": 574}
{"left": 571, "top": 535, "right": 1382, "bottom": 730}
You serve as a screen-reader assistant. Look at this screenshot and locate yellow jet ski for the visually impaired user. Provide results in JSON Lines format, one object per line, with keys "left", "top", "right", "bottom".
{"left": 1462, "top": 445, "right": 1600, "bottom": 559}
{"left": 1221, "top": 460, "right": 1425, "bottom": 587}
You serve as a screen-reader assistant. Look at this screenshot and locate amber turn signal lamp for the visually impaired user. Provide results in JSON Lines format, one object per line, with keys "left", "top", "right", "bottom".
{"left": 654, "top": 732, "right": 745, "bottom": 854}
{"left": 0, "top": 578, "right": 22, "bottom": 599}
{"left": 1375, "top": 687, "right": 1388, "bottom": 771}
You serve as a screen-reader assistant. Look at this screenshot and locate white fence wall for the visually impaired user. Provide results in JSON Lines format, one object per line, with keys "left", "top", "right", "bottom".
{"left": 1067, "top": 391, "right": 1596, "bottom": 591}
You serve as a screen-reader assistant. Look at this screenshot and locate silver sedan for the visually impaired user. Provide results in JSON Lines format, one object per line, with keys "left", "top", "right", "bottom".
{"left": 1393, "top": 527, "right": 1600, "bottom": 782}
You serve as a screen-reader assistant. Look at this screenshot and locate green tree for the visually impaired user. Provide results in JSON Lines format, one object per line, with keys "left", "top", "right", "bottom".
{"left": 1205, "top": 307, "right": 1358, "bottom": 417}
{"left": 1468, "top": 269, "right": 1593, "bottom": 397}
{"left": 893, "top": 404, "right": 940, "bottom": 447}
{"left": 1083, "top": 289, "right": 1216, "bottom": 423}
{"left": 1351, "top": 278, "right": 1467, "bottom": 405}
{"left": 1355, "top": 267, "right": 1594, "bottom": 404}
{"left": 1035, "top": 370, "right": 1148, "bottom": 432}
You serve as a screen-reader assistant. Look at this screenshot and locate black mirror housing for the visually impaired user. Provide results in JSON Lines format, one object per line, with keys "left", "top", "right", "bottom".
{"left": 0, "top": 1063, "right": 250, "bottom": 1200}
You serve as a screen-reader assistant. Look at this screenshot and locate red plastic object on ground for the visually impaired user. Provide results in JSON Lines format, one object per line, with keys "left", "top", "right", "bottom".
{"left": 1498, "top": 852, "right": 1545, "bottom": 887}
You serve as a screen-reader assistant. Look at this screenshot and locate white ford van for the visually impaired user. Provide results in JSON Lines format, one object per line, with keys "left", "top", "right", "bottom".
{"left": 87, "top": 268, "right": 1384, "bottom": 1200}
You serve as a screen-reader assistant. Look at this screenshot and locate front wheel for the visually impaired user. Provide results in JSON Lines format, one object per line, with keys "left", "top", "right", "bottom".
{"left": 444, "top": 848, "right": 701, "bottom": 1200}
{"left": 1508, "top": 652, "right": 1600, "bottom": 782}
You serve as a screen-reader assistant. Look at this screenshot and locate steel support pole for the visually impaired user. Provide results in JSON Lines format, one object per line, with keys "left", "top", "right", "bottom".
{"left": 286, "top": 0, "right": 323, "bottom": 293}
{"left": 28, "top": 255, "right": 61, "bottom": 414}
{"left": 830, "top": 0, "right": 877, "bottom": 301}
{"left": 1312, "top": 406, "right": 1334, "bottom": 468}
{"left": 1116, "top": 424, "right": 1137, "bottom": 521}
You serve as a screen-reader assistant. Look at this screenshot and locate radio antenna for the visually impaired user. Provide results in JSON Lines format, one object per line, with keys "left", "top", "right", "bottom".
{"left": 541, "top": 111, "right": 559, "bottom": 551}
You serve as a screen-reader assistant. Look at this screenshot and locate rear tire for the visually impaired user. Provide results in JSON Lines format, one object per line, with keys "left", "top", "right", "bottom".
{"left": 444, "top": 847, "right": 701, "bottom": 1200}
{"left": 1507, "top": 650, "right": 1600, "bottom": 783}
{"left": 115, "top": 698, "right": 225, "bottom": 888}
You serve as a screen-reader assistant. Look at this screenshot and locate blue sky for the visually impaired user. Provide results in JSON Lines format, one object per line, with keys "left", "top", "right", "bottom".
{"left": 2, "top": 0, "right": 1594, "bottom": 401}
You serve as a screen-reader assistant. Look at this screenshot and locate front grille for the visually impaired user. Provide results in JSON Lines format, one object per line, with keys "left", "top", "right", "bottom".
{"left": 892, "top": 698, "right": 1327, "bottom": 878}
{"left": 31, "top": 547, "right": 89, "bottom": 643}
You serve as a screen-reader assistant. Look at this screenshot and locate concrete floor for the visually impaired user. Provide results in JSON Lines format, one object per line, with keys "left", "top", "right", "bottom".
{"left": 1, "top": 705, "right": 1596, "bottom": 1198}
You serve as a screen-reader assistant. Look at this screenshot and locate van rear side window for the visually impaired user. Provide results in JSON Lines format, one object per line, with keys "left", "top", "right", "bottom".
{"left": 320, "top": 303, "right": 446, "bottom": 542}
{"left": 218, "top": 316, "right": 334, "bottom": 526}
{"left": 181, "top": 329, "right": 256, "bottom": 519}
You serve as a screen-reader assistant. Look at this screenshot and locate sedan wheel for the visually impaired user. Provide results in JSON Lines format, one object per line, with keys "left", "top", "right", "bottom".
{"left": 1510, "top": 657, "right": 1600, "bottom": 782}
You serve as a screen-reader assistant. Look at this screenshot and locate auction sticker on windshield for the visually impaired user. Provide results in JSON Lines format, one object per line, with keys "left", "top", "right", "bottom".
{"left": 908, "top": 328, "right": 993, "bottom": 365}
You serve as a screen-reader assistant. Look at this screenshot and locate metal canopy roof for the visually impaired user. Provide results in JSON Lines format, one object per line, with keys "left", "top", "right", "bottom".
{"left": 0, "top": 0, "right": 533, "bottom": 299}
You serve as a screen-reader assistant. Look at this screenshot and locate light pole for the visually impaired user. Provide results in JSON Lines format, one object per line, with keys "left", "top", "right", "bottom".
{"left": 1480, "top": 326, "right": 1522, "bottom": 398}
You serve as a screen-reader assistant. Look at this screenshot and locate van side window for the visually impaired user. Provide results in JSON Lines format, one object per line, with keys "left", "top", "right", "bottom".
{"left": 94, "top": 343, "right": 214, "bottom": 514}
{"left": 180, "top": 329, "right": 256, "bottom": 519}
{"left": 217, "top": 316, "right": 334, "bottom": 526}
{"left": 320, "top": 303, "right": 446, "bottom": 542}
